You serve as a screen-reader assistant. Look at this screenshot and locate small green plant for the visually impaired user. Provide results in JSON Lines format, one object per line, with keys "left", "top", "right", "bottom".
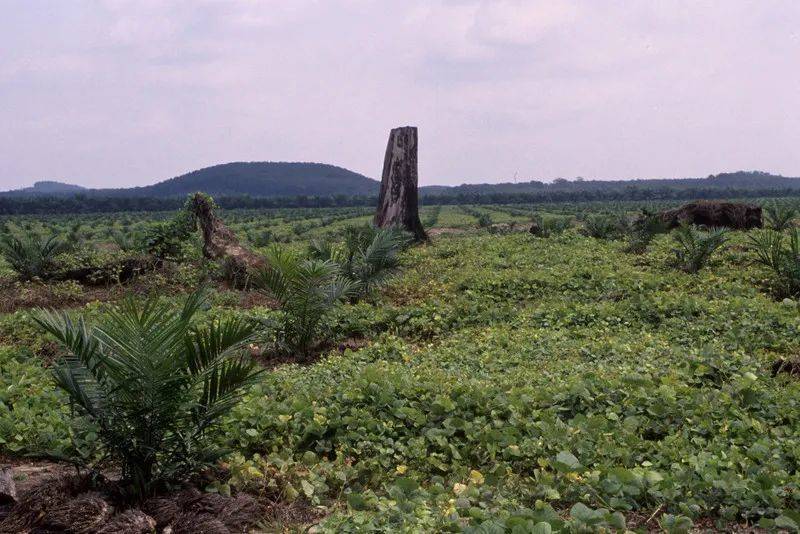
{"left": 671, "top": 224, "right": 728, "bottom": 273}
{"left": 477, "top": 213, "right": 493, "bottom": 228}
{"left": 253, "top": 246, "right": 356, "bottom": 354}
{"left": 659, "top": 513, "right": 694, "bottom": 534}
{"left": 310, "top": 225, "right": 408, "bottom": 301}
{"left": 111, "top": 229, "right": 141, "bottom": 252}
{"left": 0, "top": 233, "right": 70, "bottom": 280}
{"left": 530, "top": 214, "right": 572, "bottom": 237}
{"left": 625, "top": 210, "right": 668, "bottom": 253}
{"left": 581, "top": 214, "right": 623, "bottom": 239}
{"left": 764, "top": 201, "right": 796, "bottom": 231}
{"left": 34, "top": 290, "right": 262, "bottom": 500}
{"left": 749, "top": 228, "right": 800, "bottom": 297}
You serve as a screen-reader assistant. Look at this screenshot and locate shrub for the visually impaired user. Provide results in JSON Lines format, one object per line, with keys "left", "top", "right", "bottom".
{"left": 581, "top": 214, "right": 623, "bottom": 239}
{"left": 670, "top": 224, "right": 728, "bottom": 273}
{"left": 0, "top": 233, "right": 70, "bottom": 280}
{"left": 253, "top": 246, "right": 356, "bottom": 354}
{"left": 530, "top": 215, "right": 572, "bottom": 238}
{"left": 749, "top": 228, "right": 800, "bottom": 297}
{"left": 111, "top": 229, "right": 141, "bottom": 252}
{"left": 624, "top": 210, "right": 668, "bottom": 254}
{"left": 477, "top": 213, "right": 493, "bottom": 228}
{"left": 764, "top": 201, "right": 796, "bottom": 231}
{"left": 34, "top": 290, "right": 262, "bottom": 500}
{"left": 310, "top": 225, "right": 408, "bottom": 301}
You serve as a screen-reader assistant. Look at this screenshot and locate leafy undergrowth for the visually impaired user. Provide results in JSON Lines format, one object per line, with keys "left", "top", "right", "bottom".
{"left": 3, "top": 230, "right": 800, "bottom": 531}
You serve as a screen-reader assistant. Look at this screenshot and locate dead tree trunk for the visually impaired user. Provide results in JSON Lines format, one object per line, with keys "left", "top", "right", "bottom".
{"left": 374, "top": 126, "right": 427, "bottom": 241}
{"left": 187, "top": 193, "right": 265, "bottom": 273}
{"left": 0, "top": 467, "right": 17, "bottom": 504}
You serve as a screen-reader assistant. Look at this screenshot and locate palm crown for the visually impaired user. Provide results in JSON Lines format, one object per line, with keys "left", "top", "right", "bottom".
{"left": 35, "top": 289, "right": 262, "bottom": 499}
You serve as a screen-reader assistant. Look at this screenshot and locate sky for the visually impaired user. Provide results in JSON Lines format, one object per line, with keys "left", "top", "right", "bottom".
{"left": 1, "top": 0, "right": 800, "bottom": 190}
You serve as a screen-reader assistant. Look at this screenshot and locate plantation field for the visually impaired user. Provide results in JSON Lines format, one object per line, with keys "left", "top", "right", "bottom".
{"left": 2, "top": 200, "right": 800, "bottom": 531}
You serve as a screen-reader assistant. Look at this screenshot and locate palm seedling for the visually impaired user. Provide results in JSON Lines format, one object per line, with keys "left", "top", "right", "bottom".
{"left": 310, "top": 225, "right": 408, "bottom": 301}
{"left": 764, "top": 201, "right": 797, "bottom": 231}
{"left": 253, "top": 245, "right": 357, "bottom": 354}
{"left": 670, "top": 224, "right": 728, "bottom": 273}
{"left": 624, "top": 210, "right": 668, "bottom": 254}
{"left": 0, "top": 233, "right": 70, "bottom": 280}
{"left": 581, "top": 214, "right": 624, "bottom": 240}
{"left": 529, "top": 214, "right": 572, "bottom": 238}
{"left": 748, "top": 228, "right": 800, "bottom": 297}
{"left": 34, "top": 290, "right": 262, "bottom": 500}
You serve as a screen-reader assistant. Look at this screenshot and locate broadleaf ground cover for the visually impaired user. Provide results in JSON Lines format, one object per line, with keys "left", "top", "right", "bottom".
{"left": 1, "top": 203, "right": 800, "bottom": 531}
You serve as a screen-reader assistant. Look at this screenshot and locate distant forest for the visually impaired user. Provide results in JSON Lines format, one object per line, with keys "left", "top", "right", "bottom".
{"left": 4, "top": 173, "right": 800, "bottom": 214}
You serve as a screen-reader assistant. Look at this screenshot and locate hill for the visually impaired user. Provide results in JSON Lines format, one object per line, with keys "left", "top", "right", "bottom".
{"left": 12, "top": 181, "right": 87, "bottom": 195}
{"left": 4, "top": 162, "right": 379, "bottom": 198}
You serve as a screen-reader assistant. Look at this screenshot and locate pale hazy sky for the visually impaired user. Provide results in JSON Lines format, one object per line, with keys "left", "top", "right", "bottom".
{"left": 2, "top": 0, "right": 799, "bottom": 189}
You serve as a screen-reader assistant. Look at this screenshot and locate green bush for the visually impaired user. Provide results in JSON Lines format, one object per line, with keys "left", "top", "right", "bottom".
{"left": 310, "top": 225, "right": 408, "bottom": 301}
{"left": 749, "top": 228, "right": 800, "bottom": 297}
{"left": 625, "top": 210, "right": 668, "bottom": 254}
{"left": 764, "top": 201, "right": 796, "bottom": 231}
{"left": 0, "top": 233, "right": 70, "bottom": 280}
{"left": 253, "top": 246, "right": 356, "bottom": 354}
{"left": 477, "top": 213, "right": 493, "bottom": 228}
{"left": 35, "top": 290, "right": 262, "bottom": 499}
{"left": 530, "top": 215, "right": 572, "bottom": 238}
{"left": 670, "top": 224, "right": 728, "bottom": 273}
{"left": 581, "top": 214, "right": 623, "bottom": 239}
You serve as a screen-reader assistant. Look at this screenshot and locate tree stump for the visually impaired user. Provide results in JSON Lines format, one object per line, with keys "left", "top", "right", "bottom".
{"left": 187, "top": 193, "right": 266, "bottom": 274}
{"left": 374, "top": 126, "right": 427, "bottom": 241}
{"left": 0, "top": 467, "right": 16, "bottom": 504}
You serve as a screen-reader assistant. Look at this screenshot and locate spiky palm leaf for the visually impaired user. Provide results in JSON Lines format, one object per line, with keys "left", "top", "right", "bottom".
{"left": 0, "top": 233, "right": 69, "bottom": 280}
{"left": 351, "top": 228, "right": 406, "bottom": 297}
{"left": 310, "top": 225, "right": 407, "bottom": 301}
{"left": 624, "top": 210, "right": 668, "bottom": 254}
{"left": 34, "top": 289, "right": 261, "bottom": 499}
{"left": 764, "top": 202, "right": 797, "bottom": 232}
{"left": 749, "top": 228, "right": 800, "bottom": 297}
{"left": 254, "top": 246, "right": 357, "bottom": 354}
{"left": 671, "top": 224, "right": 728, "bottom": 273}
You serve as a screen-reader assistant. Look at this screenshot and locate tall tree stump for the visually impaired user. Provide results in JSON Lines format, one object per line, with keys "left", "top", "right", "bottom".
{"left": 374, "top": 126, "right": 427, "bottom": 241}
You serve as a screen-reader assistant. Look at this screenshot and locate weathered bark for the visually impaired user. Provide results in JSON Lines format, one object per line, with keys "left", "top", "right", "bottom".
{"left": 656, "top": 201, "right": 762, "bottom": 230}
{"left": 0, "top": 467, "right": 16, "bottom": 505}
{"left": 374, "top": 127, "right": 427, "bottom": 241}
{"left": 187, "top": 193, "right": 266, "bottom": 272}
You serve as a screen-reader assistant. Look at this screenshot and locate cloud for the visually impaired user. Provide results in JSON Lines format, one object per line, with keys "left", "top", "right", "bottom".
{"left": 1, "top": 0, "right": 799, "bottom": 188}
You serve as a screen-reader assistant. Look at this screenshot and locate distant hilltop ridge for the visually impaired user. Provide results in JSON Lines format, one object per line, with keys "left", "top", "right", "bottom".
{"left": 4, "top": 165, "right": 800, "bottom": 198}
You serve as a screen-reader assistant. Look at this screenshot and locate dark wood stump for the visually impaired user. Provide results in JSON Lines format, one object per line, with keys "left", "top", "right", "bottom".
{"left": 374, "top": 127, "right": 427, "bottom": 241}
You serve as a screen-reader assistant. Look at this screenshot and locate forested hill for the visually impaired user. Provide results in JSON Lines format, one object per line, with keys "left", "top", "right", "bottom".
{"left": 4, "top": 162, "right": 380, "bottom": 198}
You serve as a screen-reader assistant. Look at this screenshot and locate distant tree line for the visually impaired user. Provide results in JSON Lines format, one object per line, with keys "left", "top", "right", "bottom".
{"left": 4, "top": 186, "right": 800, "bottom": 214}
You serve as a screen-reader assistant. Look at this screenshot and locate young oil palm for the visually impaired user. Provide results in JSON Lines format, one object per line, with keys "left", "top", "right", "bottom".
{"left": 34, "top": 289, "right": 261, "bottom": 500}
{"left": 749, "top": 228, "right": 800, "bottom": 297}
{"left": 253, "top": 246, "right": 356, "bottom": 354}
{"left": 764, "top": 201, "right": 797, "bottom": 232}
{"left": 671, "top": 224, "right": 728, "bottom": 273}
{"left": 310, "top": 225, "right": 407, "bottom": 301}
{"left": 0, "top": 233, "right": 69, "bottom": 280}
{"left": 624, "top": 210, "right": 668, "bottom": 254}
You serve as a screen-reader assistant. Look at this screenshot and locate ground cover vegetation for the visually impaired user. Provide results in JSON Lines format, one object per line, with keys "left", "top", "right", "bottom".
{"left": 1, "top": 198, "right": 800, "bottom": 531}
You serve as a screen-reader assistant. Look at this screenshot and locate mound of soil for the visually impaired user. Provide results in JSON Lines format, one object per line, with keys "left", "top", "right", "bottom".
{"left": 0, "top": 471, "right": 263, "bottom": 534}
{"left": 656, "top": 201, "right": 762, "bottom": 230}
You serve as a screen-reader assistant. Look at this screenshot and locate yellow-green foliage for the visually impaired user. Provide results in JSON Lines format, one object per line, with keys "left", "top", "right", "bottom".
{"left": 3, "top": 206, "right": 800, "bottom": 530}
